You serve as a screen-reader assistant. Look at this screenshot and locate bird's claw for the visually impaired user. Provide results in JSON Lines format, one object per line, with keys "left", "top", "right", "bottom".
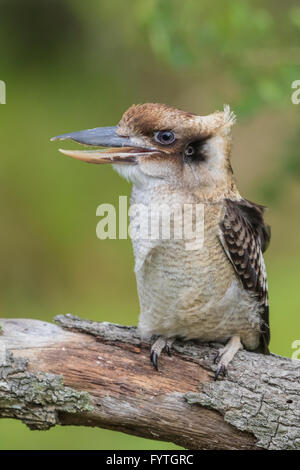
{"left": 213, "top": 349, "right": 227, "bottom": 380}
{"left": 150, "top": 350, "right": 159, "bottom": 371}
{"left": 212, "top": 336, "right": 243, "bottom": 381}
{"left": 150, "top": 336, "right": 175, "bottom": 371}
{"left": 214, "top": 363, "right": 227, "bottom": 381}
{"left": 213, "top": 351, "right": 220, "bottom": 364}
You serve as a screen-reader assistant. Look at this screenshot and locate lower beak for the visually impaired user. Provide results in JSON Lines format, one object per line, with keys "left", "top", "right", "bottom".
{"left": 51, "top": 125, "right": 157, "bottom": 164}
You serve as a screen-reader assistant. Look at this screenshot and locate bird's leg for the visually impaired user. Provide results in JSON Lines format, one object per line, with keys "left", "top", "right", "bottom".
{"left": 213, "top": 335, "right": 243, "bottom": 381}
{"left": 150, "top": 336, "right": 175, "bottom": 371}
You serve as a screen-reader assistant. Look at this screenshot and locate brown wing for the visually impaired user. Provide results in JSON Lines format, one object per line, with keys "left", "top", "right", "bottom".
{"left": 219, "top": 198, "right": 271, "bottom": 354}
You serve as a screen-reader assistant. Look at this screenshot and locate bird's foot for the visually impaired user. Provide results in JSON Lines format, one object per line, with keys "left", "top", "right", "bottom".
{"left": 213, "top": 335, "right": 243, "bottom": 381}
{"left": 150, "top": 336, "right": 175, "bottom": 371}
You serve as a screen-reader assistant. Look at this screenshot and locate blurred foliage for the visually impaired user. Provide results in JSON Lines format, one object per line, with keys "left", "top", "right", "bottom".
{"left": 0, "top": 0, "right": 299, "bottom": 450}
{"left": 1, "top": 0, "right": 300, "bottom": 115}
{"left": 260, "top": 131, "right": 300, "bottom": 203}
{"left": 130, "top": 0, "right": 296, "bottom": 113}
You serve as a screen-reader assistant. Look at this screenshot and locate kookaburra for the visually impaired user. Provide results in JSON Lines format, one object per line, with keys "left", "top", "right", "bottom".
{"left": 52, "top": 103, "right": 271, "bottom": 380}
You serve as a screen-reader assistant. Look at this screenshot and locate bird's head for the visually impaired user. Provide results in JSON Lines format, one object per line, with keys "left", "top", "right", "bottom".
{"left": 51, "top": 103, "right": 236, "bottom": 192}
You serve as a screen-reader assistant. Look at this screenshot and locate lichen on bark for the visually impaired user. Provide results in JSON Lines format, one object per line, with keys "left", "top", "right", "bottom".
{"left": 0, "top": 316, "right": 299, "bottom": 449}
{"left": 185, "top": 351, "right": 300, "bottom": 450}
{"left": 0, "top": 351, "right": 94, "bottom": 430}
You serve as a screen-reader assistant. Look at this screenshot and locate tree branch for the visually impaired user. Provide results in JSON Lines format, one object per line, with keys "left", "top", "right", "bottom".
{"left": 0, "top": 314, "right": 299, "bottom": 450}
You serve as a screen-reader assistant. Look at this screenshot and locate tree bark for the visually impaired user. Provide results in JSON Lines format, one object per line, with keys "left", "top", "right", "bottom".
{"left": 0, "top": 314, "right": 299, "bottom": 450}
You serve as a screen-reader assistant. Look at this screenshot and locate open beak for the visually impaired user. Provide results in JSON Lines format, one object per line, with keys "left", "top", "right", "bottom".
{"left": 51, "top": 126, "right": 158, "bottom": 164}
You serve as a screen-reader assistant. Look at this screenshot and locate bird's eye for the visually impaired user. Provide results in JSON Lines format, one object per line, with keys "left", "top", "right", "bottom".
{"left": 154, "top": 130, "right": 176, "bottom": 145}
{"left": 184, "top": 145, "right": 195, "bottom": 158}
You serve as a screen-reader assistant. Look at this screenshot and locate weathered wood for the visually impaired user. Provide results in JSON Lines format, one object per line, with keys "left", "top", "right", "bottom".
{"left": 0, "top": 314, "right": 299, "bottom": 449}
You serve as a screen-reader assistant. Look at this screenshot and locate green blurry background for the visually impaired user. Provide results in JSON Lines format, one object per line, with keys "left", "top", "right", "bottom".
{"left": 0, "top": 0, "right": 299, "bottom": 450}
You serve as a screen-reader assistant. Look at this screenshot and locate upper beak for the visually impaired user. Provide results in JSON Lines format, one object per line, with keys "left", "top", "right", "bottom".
{"left": 51, "top": 125, "right": 158, "bottom": 164}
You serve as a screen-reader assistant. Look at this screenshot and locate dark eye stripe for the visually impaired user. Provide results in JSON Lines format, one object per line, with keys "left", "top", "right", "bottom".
{"left": 154, "top": 130, "right": 176, "bottom": 145}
